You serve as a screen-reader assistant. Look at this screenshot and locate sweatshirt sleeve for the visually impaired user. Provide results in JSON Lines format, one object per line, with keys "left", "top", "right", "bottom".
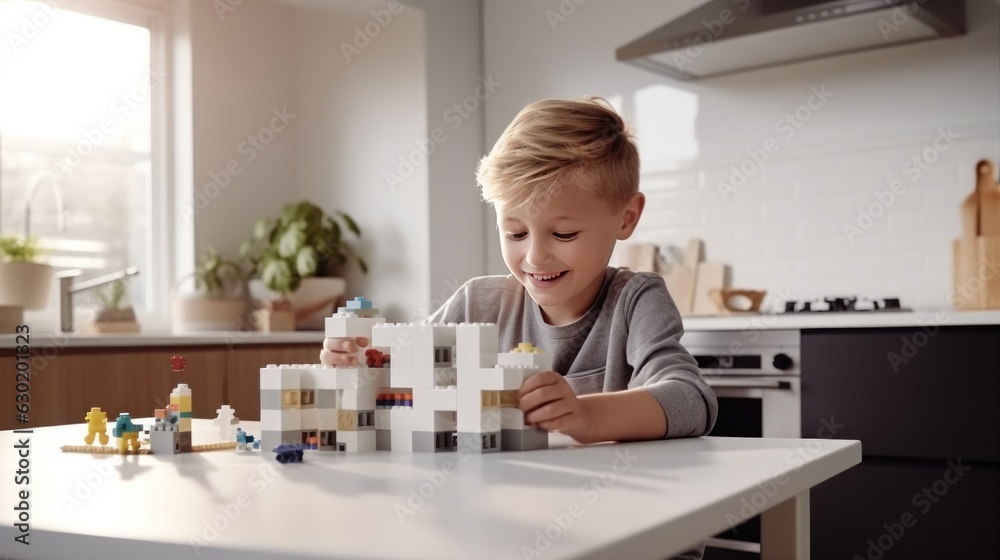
{"left": 623, "top": 275, "right": 718, "bottom": 438}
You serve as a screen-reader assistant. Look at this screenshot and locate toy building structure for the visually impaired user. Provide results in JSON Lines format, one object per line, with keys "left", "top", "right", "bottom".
{"left": 260, "top": 297, "right": 550, "bottom": 454}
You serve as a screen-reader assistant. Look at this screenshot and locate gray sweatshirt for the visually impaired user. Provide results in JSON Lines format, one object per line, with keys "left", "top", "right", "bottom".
{"left": 425, "top": 267, "right": 718, "bottom": 439}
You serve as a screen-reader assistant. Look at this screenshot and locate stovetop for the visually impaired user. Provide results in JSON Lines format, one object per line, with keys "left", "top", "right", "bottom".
{"left": 782, "top": 297, "right": 910, "bottom": 313}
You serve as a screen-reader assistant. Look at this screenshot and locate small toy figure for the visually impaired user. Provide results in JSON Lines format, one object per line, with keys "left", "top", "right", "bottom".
{"left": 365, "top": 348, "right": 390, "bottom": 368}
{"left": 84, "top": 407, "right": 110, "bottom": 446}
{"left": 235, "top": 427, "right": 261, "bottom": 451}
{"left": 112, "top": 413, "right": 143, "bottom": 453}
{"left": 273, "top": 443, "right": 308, "bottom": 463}
{"left": 169, "top": 355, "right": 187, "bottom": 372}
{"left": 213, "top": 405, "right": 240, "bottom": 440}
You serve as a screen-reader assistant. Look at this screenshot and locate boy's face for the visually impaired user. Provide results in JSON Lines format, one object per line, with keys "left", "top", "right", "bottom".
{"left": 497, "top": 184, "right": 644, "bottom": 326}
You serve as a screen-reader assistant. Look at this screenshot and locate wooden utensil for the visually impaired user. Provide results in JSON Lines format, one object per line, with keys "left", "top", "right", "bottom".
{"left": 976, "top": 160, "right": 1000, "bottom": 236}
{"left": 708, "top": 289, "right": 767, "bottom": 314}
{"left": 953, "top": 159, "right": 1000, "bottom": 310}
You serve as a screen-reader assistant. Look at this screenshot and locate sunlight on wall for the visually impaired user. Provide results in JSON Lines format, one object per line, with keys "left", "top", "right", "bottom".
{"left": 633, "top": 85, "right": 699, "bottom": 165}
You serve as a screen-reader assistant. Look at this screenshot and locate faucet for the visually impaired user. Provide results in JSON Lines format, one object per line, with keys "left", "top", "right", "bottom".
{"left": 24, "top": 170, "right": 67, "bottom": 238}
{"left": 58, "top": 267, "right": 140, "bottom": 332}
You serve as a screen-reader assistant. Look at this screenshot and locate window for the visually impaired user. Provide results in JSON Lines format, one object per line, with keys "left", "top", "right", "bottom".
{"left": 0, "top": 0, "right": 171, "bottom": 325}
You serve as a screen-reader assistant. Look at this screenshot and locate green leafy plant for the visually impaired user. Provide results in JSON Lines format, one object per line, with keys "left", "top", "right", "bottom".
{"left": 0, "top": 235, "right": 44, "bottom": 263}
{"left": 94, "top": 279, "right": 127, "bottom": 311}
{"left": 240, "top": 201, "right": 368, "bottom": 297}
{"left": 194, "top": 247, "right": 245, "bottom": 298}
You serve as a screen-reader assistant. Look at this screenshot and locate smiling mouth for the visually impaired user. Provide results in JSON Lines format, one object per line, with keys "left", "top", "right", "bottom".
{"left": 529, "top": 271, "right": 567, "bottom": 281}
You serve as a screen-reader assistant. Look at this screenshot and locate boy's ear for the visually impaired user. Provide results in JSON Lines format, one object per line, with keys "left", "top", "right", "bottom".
{"left": 617, "top": 193, "right": 645, "bottom": 240}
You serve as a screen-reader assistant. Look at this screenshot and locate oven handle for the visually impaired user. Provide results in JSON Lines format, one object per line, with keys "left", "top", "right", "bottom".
{"left": 704, "top": 379, "right": 793, "bottom": 390}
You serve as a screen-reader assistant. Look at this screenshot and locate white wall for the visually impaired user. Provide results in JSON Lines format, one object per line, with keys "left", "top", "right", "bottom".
{"left": 483, "top": 0, "right": 1000, "bottom": 311}
{"left": 294, "top": 2, "right": 429, "bottom": 322}
{"left": 189, "top": 0, "right": 298, "bottom": 266}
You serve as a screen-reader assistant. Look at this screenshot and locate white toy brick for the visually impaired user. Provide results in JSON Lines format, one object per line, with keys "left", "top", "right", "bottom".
{"left": 374, "top": 409, "right": 392, "bottom": 428}
{"left": 411, "top": 387, "right": 458, "bottom": 411}
{"left": 389, "top": 367, "right": 437, "bottom": 389}
{"left": 317, "top": 408, "right": 340, "bottom": 430}
{"left": 171, "top": 383, "right": 192, "bottom": 397}
{"left": 362, "top": 367, "right": 391, "bottom": 389}
{"left": 332, "top": 368, "right": 365, "bottom": 389}
{"left": 390, "top": 429, "right": 413, "bottom": 452}
{"left": 370, "top": 323, "right": 402, "bottom": 347}
{"left": 388, "top": 345, "right": 411, "bottom": 367}
{"left": 501, "top": 407, "right": 528, "bottom": 430}
{"left": 299, "top": 407, "right": 319, "bottom": 430}
{"left": 457, "top": 409, "right": 502, "bottom": 433}
{"left": 456, "top": 324, "right": 499, "bottom": 368}
{"left": 325, "top": 314, "right": 384, "bottom": 339}
{"left": 430, "top": 325, "right": 457, "bottom": 346}
{"left": 260, "top": 365, "right": 301, "bottom": 391}
{"left": 340, "top": 388, "right": 378, "bottom": 410}
{"left": 338, "top": 430, "right": 376, "bottom": 452}
{"left": 457, "top": 366, "right": 532, "bottom": 390}
{"left": 498, "top": 350, "right": 553, "bottom": 371}
{"left": 261, "top": 409, "right": 302, "bottom": 432}
{"left": 390, "top": 409, "right": 455, "bottom": 432}
{"left": 308, "top": 366, "right": 341, "bottom": 390}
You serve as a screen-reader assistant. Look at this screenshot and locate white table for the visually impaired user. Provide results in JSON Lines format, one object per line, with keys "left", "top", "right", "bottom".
{"left": 0, "top": 420, "right": 860, "bottom": 560}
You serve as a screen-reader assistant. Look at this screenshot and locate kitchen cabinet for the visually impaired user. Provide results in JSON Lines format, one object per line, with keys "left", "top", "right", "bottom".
{"left": 0, "top": 343, "right": 318, "bottom": 431}
{"left": 802, "top": 327, "right": 1000, "bottom": 559}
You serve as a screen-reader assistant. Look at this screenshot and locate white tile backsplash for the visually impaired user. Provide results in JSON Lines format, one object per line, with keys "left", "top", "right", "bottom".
{"left": 636, "top": 123, "right": 1000, "bottom": 312}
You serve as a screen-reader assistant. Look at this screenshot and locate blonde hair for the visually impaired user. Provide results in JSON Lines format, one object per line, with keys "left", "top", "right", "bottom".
{"left": 476, "top": 96, "right": 639, "bottom": 212}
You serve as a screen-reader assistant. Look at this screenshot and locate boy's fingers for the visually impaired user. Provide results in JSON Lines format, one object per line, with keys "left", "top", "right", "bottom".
{"left": 355, "top": 336, "right": 370, "bottom": 348}
{"left": 526, "top": 403, "right": 571, "bottom": 427}
{"left": 323, "top": 337, "right": 359, "bottom": 353}
{"left": 517, "top": 371, "right": 562, "bottom": 399}
{"left": 518, "top": 384, "right": 566, "bottom": 414}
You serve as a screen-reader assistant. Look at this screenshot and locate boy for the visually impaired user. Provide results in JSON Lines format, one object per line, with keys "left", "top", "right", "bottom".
{"left": 324, "top": 97, "right": 715, "bottom": 559}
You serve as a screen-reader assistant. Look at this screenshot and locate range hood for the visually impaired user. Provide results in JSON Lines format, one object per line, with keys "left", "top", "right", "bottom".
{"left": 616, "top": 0, "right": 965, "bottom": 80}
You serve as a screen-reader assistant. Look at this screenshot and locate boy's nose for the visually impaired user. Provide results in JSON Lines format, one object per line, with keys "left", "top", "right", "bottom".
{"left": 525, "top": 240, "right": 553, "bottom": 267}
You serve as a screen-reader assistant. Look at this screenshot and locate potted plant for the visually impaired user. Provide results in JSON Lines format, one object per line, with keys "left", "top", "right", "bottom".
{"left": 0, "top": 235, "right": 53, "bottom": 310}
{"left": 171, "top": 247, "right": 249, "bottom": 333}
{"left": 79, "top": 278, "right": 140, "bottom": 333}
{"left": 241, "top": 200, "right": 367, "bottom": 330}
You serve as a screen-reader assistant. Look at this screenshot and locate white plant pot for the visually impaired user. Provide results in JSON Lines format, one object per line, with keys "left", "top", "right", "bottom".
{"left": 171, "top": 296, "right": 248, "bottom": 333}
{"left": 248, "top": 277, "right": 346, "bottom": 330}
{"left": 0, "top": 262, "right": 54, "bottom": 310}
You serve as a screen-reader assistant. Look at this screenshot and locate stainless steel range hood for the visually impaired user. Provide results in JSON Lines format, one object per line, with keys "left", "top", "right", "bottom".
{"left": 616, "top": 0, "right": 965, "bottom": 81}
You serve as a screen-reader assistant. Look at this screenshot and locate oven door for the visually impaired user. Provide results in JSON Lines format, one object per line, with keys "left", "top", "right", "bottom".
{"left": 702, "top": 376, "right": 801, "bottom": 559}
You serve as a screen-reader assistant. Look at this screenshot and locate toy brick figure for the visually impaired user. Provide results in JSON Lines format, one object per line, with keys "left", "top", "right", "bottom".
{"left": 112, "top": 413, "right": 143, "bottom": 453}
{"left": 84, "top": 407, "right": 110, "bottom": 446}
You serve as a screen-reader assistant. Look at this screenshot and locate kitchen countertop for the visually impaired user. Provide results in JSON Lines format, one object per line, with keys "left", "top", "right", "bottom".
{"left": 0, "top": 330, "right": 325, "bottom": 349}
{"left": 682, "top": 309, "right": 1000, "bottom": 331}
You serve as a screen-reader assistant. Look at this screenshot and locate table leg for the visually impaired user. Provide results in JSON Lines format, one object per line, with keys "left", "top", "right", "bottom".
{"left": 761, "top": 490, "right": 810, "bottom": 560}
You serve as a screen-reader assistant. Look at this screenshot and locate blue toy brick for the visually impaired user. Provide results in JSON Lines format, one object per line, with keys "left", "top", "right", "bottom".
{"left": 273, "top": 443, "right": 309, "bottom": 463}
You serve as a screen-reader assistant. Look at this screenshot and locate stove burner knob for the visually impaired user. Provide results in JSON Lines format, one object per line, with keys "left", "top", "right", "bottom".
{"left": 784, "top": 300, "right": 797, "bottom": 313}
{"left": 772, "top": 353, "right": 793, "bottom": 371}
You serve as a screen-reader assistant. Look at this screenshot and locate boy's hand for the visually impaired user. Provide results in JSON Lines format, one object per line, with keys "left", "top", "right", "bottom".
{"left": 319, "top": 337, "right": 370, "bottom": 366}
{"left": 517, "top": 371, "right": 592, "bottom": 440}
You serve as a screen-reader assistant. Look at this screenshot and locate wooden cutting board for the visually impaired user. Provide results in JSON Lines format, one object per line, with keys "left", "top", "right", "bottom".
{"left": 961, "top": 159, "right": 1000, "bottom": 237}
{"left": 692, "top": 261, "right": 727, "bottom": 316}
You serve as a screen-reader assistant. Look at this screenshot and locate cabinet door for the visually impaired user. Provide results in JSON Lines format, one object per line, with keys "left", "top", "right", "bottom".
{"left": 227, "top": 345, "right": 320, "bottom": 421}
{"left": 811, "top": 458, "right": 999, "bottom": 560}
{"left": 802, "top": 327, "right": 1000, "bottom": 461}
{"left": 1, "top": 347, "right": 226, "bottom": 430}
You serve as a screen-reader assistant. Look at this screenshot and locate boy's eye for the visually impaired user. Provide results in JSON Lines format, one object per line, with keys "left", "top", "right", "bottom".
{"left": 553, "top": 232, "right": 578, "bottom": 240}
{"left": 506, "top": 232, "right": 527, "bottom": 240}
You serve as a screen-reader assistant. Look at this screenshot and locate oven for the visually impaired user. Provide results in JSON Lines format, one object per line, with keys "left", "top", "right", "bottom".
{"left": 681, "top": 329, "right": 801, "bottom": 560}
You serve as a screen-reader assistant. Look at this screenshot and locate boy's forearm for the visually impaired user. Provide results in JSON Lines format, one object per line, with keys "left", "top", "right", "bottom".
{"left": 573, "top": 390, "right": 667, "bottom": 444}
